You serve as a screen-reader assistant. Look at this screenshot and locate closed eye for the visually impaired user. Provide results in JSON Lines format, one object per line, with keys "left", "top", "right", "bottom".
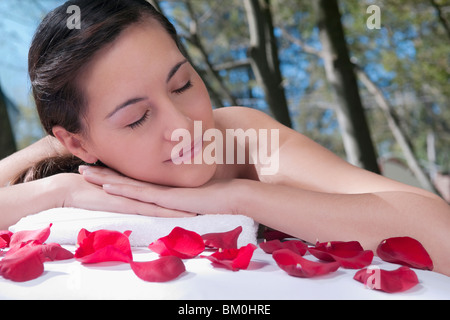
{"left": 128, "top": 110, "right": 149, "bottom": 129}
{"left": 172, "top": 80, "right": 193, "bottom": 95}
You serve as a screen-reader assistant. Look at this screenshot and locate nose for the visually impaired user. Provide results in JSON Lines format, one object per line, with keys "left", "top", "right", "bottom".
{"left": 161, "top": 100, "right": 193, "bottom": 141}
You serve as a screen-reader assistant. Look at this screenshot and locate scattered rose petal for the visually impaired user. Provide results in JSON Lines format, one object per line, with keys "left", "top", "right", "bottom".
{"left": 309, "top": 241, "right": 374, "bottom": 269}
{"left": 9, "top": 224, "right": 52, "bottom": 248}
{"left": 309, "top": 241, "right": 363, "bottom": 260}
{"left": 77, "top": 228, "right": 91, "bottom": 245}
{"left": 0, "top": 247, "right": 44, "bottom": 282}
{"left": 130, "top": 256, "right": 186, "bottom": 282}
{"left": 4, "top": 242, "right": 73, "bottom": 262}
{"left": 203, "top": 243, "right": 257, "bottom": 271}
{"left": 259, "top": 240, "right": 284, "bottom": 253}
{"left": 377, "top": 237, "right": 433, "bottom": 271}
{"left": 354, "top": 266, "right": 419, "bottom": 293}
{"left": 41, "top": 243, "right": 74, "bottom": 261}
{"left": 262, "top": 228, "right": 293, "bottom": 241}
{"left": 0, "top": 237, "right": 6, "bottom": 250}
{"left": 202, "top": 226, "right": 242, "bottom": 250}
{"left": 148, "top": 227, "right": 205, "bottom": 259}
{"left": 75, "top": 229, "right": 133, "bottom": 263}
{"left": 259, "top": 239, "right": 308, "bottom": 256}
{"left": 0, "top": 230, "right": 13, "bottom": 249}
{"left": 5, "top": 239, "right": 44, "bottom": 257}
{"left": 272, "top": 248, "right": 340, "bottom": 278}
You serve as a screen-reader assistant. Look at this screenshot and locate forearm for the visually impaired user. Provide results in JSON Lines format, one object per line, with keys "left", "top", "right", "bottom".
{"left": 236, "top": 180, "right": 450, "bottom": 275}
{"left": 0, "top": 177, "right": 60, "bottom": 230}
{"left": 0, "top": 135, "right": 68, "bottom": 186}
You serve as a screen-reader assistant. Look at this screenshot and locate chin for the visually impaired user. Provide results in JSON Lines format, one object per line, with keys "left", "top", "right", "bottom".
{"left": 165, "top": 163, "right": 217, "bottom": 188}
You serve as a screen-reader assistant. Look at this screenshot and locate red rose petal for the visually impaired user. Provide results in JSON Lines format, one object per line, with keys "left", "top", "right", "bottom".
{"left": 259, "top": 239, "right": 284, "bottom": 253}
{"left": 259, "top": 239, "right": 308, "bottom": 255}
{"left": 376, "top": 237, "right": 433, "bottom": 270}
{"left": 262, "top": 228, "right": 293, "bottom": 241}
{"left": 272, "top": 248, "right": 340, "bottom": 278}
{"left": 0, "top": 230, "right": 13, "bottom": 248}
{"left": 310, "top": 241, "right": 364, "bottom": 260}
{"left": 75, "top": 229, "right": 132, "bottom": 263}
{"left": 9, "top": 224, "right": 52, "bottom": 248}
{"left": 0, "top": 247, "right": 44, "bottom": 282}
{"left": 354, "top": 266, "right": 419, "bottom": 293}
{"left": 309, "top": 241, "right": 373, "bottom": 269}
{"left": 4, "top": 239, "right": 42, "bottom": 258}
{"left": 204, "top": 243, "right": 257, "bottom": 271}
{"left": 41, "top": 243, "right": 74, "bottom": 261}
{"left": 130, "top": 256, "right": 186, "bottom": 282}
{"left": 332, "top": 250, "right": 374, "bottom": 269}
{"left": 148, "top": 227, "right": 205, "bottom": 259}
{"left": 0, "top": 225, "right": 74, "bottom": 282}
{"left": 0, "top": 237, "right": 6, "bottom": 249}
{"left": 202, "top": 226, "right": 242, "bottom": 250}
{"left": 77, "top": 228, "right": 91, "bottom": 245}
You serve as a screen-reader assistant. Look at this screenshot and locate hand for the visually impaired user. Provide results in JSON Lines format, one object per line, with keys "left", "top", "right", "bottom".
{"left": 80, "top": 166, "right": 242, "bottom": 216}
{"left": 50, "top": 172, "right": 196, "bottom": 218}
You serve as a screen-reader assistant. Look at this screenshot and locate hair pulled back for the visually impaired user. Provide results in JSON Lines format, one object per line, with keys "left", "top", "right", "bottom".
{"left": 13, "top": 0, "right": 181, "bottom": 185}
{"left": 29, "top": 0, "right": 180, "bottom": 136}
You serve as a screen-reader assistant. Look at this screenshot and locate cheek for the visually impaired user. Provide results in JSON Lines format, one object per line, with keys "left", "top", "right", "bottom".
{"left": 191, "top": 81, "right": 213, "bottom": 125}
{"left": 104, "top": 148, "right": 160, "bottom": 181}
{"left": 89, "top": 131, "right": 157, "bottom": 173}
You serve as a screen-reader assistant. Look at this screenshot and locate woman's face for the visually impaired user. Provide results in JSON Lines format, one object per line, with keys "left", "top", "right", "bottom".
{"left": 78, "top": 21, "right": 216, "bottom": 187}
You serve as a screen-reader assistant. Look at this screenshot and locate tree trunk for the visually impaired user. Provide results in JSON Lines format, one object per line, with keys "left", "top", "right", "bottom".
{"left": 0, "top": 85, "right": 17, "bottom": 159}
{"left": 314, "top": 0, "right": 380, "bottom": 173}
{"left": 244, "top": 0, "right": 292, "bottom": 128}
{"left": 184, "top": 1, "right": 237, "bottom": 107}
{"left": 356, "top": 65, "right": 440, "bottom": 194}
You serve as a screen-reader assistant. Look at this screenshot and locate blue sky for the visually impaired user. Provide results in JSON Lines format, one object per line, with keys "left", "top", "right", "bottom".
{"left": 0, "top": 1, "right": 63, "bottom": 143}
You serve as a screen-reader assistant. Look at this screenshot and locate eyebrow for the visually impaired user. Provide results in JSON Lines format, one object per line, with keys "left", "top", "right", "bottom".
{"left": 106, "top": 59, "right": 188, "bottom": 119}
{"left": 166, "top": 59, "right": 188, "bottom": 83}
{"left": 106, "top": 97, "right": 147, "bottom": 119}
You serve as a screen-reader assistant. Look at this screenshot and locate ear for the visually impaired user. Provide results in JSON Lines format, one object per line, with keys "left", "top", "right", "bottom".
{"left": 52, "top": 126, "right": 98, "bottom": 164}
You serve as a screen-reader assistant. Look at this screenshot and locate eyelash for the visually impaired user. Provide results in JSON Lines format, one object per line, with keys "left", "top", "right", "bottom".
{"left": 127, "top": 81, "right": 192, "bottom": 129}
{"left": 172, "top": 80, "right": 193, "bottom": 95}
{"left": 128, "top": 110, "right": 149, "bottom": 129}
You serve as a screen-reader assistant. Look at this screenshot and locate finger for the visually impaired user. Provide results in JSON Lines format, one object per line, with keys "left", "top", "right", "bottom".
{"left": 102, "top": 183, "right": 160, "bottom": 203}
{"left": 85, "top": 190, "right": 195, "bottom": 218}
{"left": 103, "top": 183, "right": 201, "bottom": 215}
{"left": 108, "top": 191, "right": 196, "bottom": 218}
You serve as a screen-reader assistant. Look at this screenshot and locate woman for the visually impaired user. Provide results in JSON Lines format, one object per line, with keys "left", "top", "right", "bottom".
{"left": 1, "top": 0, "right": 449, "bottom": 275}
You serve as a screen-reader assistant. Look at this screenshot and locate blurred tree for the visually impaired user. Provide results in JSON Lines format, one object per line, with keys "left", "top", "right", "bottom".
{"left": 1, "top": 0, "right": 448, "bottom": 194}
{"left": 244, "top": 0, "right": 292, "bottom": 128}
{"left": 274, "top": 0, "right": 448, "bottom": 191}
{"left": 314, "top": 0, "right": 380, "bottom": 173}
{"left": 0, "top": 84, "right": 17, "bottom": 159}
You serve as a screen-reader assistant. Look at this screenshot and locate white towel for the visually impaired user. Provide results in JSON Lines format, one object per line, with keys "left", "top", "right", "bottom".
{"left": 9, "top": 208, "right": 258, "bottom": 248}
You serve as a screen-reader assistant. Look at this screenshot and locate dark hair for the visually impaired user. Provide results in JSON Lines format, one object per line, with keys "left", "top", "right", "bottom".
{"left": 10, "top": 155, "right": 85, "bottom": 185}
{"left": 12, "top": 0, "right": 181, "bottom": 185}
{"left": 29, "top": 0, "right": 181, "bottom": 136}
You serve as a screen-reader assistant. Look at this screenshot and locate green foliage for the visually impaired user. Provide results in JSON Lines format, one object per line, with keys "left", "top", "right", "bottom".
{"left": 2, "top": 0, "right": 448, "bottom": 175}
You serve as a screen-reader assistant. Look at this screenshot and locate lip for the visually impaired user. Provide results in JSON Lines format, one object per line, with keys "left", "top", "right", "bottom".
{"left": 166, "top": 137, "right": 203, "bottom": 164}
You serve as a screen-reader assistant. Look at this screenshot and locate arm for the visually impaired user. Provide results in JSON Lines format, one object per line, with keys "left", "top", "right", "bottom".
{"left": 236, "top": 180, "right": 450, "bottom": 276}
{"left": 0, "top": 135, "right": 68, "bottom": 187}
{"left": 82, "top": 166, "right": 450, "bottom": 276}
{"left": 101, "top": 176, "right": 450, "bottom": 276}
{"left": 0, "top": 171, "right": 195, "bottom": 230}
{"left": 0, "top": 176, "right": 60, "bottom": 229}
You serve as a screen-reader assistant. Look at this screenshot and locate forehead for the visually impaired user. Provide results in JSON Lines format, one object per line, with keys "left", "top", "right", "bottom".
{"left": 78, "top": 21, "right": 183, "bottom": 115}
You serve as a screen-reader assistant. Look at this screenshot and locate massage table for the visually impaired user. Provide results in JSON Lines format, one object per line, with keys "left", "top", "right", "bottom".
{"left": 2, "top": 208, "right": 450, "bottom": 300}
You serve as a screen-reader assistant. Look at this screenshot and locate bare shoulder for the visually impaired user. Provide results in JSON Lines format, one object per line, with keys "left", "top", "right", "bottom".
{"left": 213, "top": 106, "right": 286, "bottom": 130}
{"left": 212, "top": 108, "right": 439, "bottom": 199}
